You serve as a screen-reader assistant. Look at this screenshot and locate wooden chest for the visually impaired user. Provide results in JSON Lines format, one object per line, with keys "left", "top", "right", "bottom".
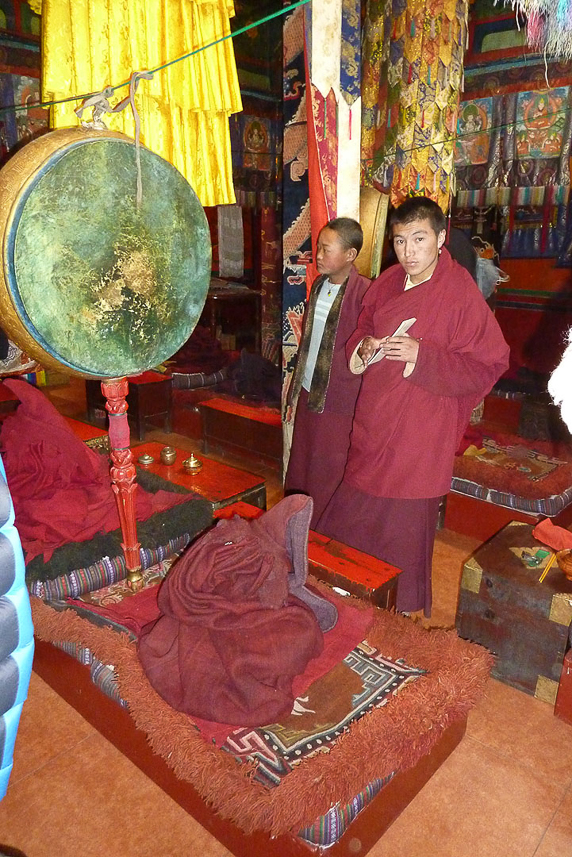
{"left": 555, "top": 649, "right": 572, "bottom": 725}
{"left": 455, "top": 520, "right": 572, "bottom": 706}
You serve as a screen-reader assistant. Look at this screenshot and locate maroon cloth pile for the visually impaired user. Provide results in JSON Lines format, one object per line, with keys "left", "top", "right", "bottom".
{"left": 139, "top": 495, "right": 337, "bottom": 726}
{"left": 0, "top": 378, "right": 190, "bottom": 562}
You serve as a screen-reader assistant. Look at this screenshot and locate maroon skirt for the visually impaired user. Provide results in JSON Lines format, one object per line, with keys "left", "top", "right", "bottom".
{"left": 317, "top": 481, "right": 441, "bottom": 616}
{"left": 285, "top": 389, "right": 355, "bottom": 531}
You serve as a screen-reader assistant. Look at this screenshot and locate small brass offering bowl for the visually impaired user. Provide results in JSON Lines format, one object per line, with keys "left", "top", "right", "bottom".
{"left": 183, "top": 453, "right": 203, "bottom": 474}
{"left": 160, "top": 446, "right": 177, "bottom": 465}
{"left": 138, "top": 453, "right": 154, "bottom": 466}
{"left": 556, "top": 549, "right": 572, "bottom": 581}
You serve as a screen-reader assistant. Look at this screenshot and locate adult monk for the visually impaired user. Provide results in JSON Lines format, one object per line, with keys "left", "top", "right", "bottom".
{"left": 317, "top": 196, "right": 510, "bottom": 616}
{"left": 284, "top": 217, "right": 370, "bottom": 530}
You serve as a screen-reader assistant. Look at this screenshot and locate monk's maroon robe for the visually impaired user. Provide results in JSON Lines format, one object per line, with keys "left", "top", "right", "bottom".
{"left": 318, "top": 249, "right": 510, "bottom": 614}
{"left": 285, "top": 266, "right": 371, "bottom": 529}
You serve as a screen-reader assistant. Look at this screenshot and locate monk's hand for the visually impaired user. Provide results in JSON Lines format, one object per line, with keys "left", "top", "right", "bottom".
{"left": 358, "top": 336, "right": 385, "bottom": 367}
{"left": 382, "top": 335, "right": 420, "bottom": 364}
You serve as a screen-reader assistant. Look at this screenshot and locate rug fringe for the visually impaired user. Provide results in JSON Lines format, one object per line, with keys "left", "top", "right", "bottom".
{"left": 30, "top": 596, "right": 493, "bottom": 837}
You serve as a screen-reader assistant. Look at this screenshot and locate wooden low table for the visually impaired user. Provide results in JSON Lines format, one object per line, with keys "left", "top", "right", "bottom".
{"left": 134, "top": 441, "right": 266, "bottom": 511}
{"left": 64, "top": 415, "right": 108, "bottom": 441}
{"left": 216, "top": 501, "right": 401, "bottom": 611}
{"left": 86, "top": 371, "right": 173, "bottom": 440}
{"left": 198, "top": 396, "right": 282, "bottom": 465}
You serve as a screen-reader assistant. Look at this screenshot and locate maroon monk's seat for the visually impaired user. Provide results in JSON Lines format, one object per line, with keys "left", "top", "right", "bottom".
{"left": 29, "top": 500, "right": 492, "bottom": 856}
{"left": 446, "top": 428, "right": 572, "bottom": 541}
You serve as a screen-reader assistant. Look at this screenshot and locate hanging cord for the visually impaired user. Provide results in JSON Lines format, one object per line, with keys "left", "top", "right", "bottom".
{"left": 75, "top": 70, "right": 154, "bottom": 206}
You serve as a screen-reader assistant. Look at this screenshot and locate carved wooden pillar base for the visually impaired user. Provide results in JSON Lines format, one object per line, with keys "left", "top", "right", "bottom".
{"left": 101, "top": 377, "right": 143, "bottom": 590}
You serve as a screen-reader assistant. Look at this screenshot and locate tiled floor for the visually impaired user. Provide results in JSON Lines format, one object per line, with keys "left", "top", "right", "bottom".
{"left": 1, "top": 378, "right": 571, "bottom": 857}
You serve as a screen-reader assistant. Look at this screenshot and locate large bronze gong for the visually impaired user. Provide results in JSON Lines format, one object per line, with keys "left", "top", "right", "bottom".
{"left": 0, "top": 127, "right": 213, "bottom": 587}
{"left": 0, "top": 127, "right": 211, "bottom": 378}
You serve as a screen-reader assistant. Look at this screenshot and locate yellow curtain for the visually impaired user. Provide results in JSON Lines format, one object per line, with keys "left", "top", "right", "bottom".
{"left": 41, "top": 0, "right": 243, "bottom": 206}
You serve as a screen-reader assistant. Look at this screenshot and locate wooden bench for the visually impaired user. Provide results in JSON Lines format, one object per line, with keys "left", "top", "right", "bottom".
{"left": 216, "top": 501, "right": 401, "bottom": 610}
{"left": 197, "top": 396, "right": 282, "bottom": 466}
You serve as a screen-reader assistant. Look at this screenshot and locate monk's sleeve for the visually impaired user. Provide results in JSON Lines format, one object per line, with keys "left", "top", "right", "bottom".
{"left": 345, "top": 283, "right": 377, "bottom": 361}
{"left": 408, "top": 302, "right": 510, "bottom": 399}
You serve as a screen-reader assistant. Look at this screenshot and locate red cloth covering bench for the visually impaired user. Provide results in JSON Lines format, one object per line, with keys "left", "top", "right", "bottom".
{"left": 0, "top": 381, "right": 19, "bottom": 417}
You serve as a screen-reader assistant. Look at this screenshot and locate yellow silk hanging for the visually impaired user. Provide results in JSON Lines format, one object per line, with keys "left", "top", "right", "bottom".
{"left": 41, "top": 0, "right": 242, "bottom": 206}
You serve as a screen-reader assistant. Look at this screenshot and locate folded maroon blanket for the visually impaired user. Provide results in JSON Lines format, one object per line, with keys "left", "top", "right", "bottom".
{"left": 138, "top": 496, "right": 340, "bottom": 727}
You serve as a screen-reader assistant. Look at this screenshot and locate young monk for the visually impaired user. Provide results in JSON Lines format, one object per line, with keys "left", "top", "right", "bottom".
{"left": 317, "top": 196, "right": 510, "bottom": 616}
{"left": 284, "top": 217, "right": 371, "bottom": 530}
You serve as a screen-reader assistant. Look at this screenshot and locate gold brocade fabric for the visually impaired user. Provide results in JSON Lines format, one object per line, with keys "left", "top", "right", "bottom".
{"left": 361, "top": 0, "right": 468, "bottom": 212}
{"left": 41, "top": 0, "right": 242, "bottom": 206}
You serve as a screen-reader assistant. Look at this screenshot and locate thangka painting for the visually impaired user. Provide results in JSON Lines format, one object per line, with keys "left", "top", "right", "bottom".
{"left": 230, "top": 112, "right": 281, "bottom": 206}
{"left": 243, "top": 117, "right": 271, "bottom": 172}
{"left": 455, "top": 98, "right": 492, "bottom": 167}
{"left": 455, "top": 87, "right": 572, "bottom": 215}
{"left": 0, "top": 73, "right": 48, "bottom": 164}
{"left": 515, "top": 89, "right": 567, "bottom": 160}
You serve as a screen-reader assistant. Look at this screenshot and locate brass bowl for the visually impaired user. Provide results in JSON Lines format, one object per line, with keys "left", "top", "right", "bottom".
{"left": 183, "top": 453, "right": 203, "bottom": 474}
{"left": 160, "top": 446, "right": 177, "bottom": 465}
{"left": 138, "top": 453, "right": 154, "bottom": 466}
{"left": 556, "top": 549, "right": 572, "bottom": 581}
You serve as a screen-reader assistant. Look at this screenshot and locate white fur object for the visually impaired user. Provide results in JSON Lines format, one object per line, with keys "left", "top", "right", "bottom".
{"left": 548, "top": 329, "right": 572, "bottom": 433}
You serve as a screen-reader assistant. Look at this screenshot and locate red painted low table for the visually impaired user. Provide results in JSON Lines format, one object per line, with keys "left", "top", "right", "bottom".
{"left": 64, "top": 415, "right": 108, "bottom": 441}
{"left": 134, "top": 441, "right": 266, "bottom": 511}
{"left": 216, "top": 501, "right": 401, "bottom": 610}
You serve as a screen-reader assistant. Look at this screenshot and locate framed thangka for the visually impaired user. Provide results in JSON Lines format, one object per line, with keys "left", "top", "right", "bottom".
{"left": 455, "top": 99, "right": 492, "bottom": 168}
{"left": 515, "top": 89, "right": 567, "bottom": 161}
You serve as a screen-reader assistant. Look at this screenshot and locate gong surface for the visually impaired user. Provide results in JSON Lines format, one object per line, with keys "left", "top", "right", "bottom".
{"left": 0, "top": 128, "right": 211, "bottom": 377}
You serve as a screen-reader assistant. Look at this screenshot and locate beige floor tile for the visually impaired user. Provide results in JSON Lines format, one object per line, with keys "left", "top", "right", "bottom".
{"left": 468, "top": 678, "right": 572, "bottom": 788}
{"left": 368, "top": 736, "right": 568, "bottom": 857}
{"left": 428, "top": 529, "right": 481, "bottom": 628}
{"left": 0, "top": 730, "right": 226, "bottom": 857}
{"left": 534, "top": 785, "right": 572, "bottom": 857}
{"left": 9, "top": 673, "right": 94, "bottom": 784}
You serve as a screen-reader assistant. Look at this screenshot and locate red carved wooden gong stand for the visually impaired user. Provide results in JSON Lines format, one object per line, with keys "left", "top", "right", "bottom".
{"left": 101, "top": 377, "right": 143, "bottom": 589}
